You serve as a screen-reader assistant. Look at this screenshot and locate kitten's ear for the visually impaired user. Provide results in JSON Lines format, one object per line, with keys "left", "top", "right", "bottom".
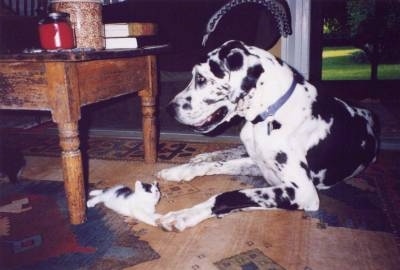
{"left": 135, "top": 180, "right": 143, "bottom": 191}
{"left": 154, "top": 181, "right": 160, "bottom": 190}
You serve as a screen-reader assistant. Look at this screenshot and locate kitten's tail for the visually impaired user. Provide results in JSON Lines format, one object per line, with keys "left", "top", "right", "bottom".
{"left": 89, "top": 189, "right": 103, "bottom": 197}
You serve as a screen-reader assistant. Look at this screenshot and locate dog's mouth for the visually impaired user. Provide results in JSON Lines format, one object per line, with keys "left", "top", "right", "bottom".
{"left": 191, "top": 106, "right": 228, "bottom": 133}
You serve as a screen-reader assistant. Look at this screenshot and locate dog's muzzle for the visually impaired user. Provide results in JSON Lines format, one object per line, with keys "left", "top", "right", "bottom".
{"left": 166, "top": 101, "right": 229, "bottom": 133}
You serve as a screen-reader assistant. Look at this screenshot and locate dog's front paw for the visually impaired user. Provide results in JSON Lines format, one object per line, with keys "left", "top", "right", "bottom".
{"left": 156, "top": 164, "right": 197, "bottom": 182}
{"left": 189, "top": 152, "right": 214, "bottom": 163}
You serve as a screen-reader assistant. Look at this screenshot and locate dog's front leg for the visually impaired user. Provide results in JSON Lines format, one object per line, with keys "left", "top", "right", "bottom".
{"left": 158, "top": 179, "right": 319, "bottom": 232}
{"left": 189, "top": 145, "right": 247, "bottom": 163}
{"left": 157, "top": 157, "right": 261, "bottom": 182}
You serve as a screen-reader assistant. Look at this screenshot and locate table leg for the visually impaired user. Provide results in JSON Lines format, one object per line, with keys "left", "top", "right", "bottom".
{"left": 57, "top": 122, "right": 86, "bottom": 224}
{"left": 140, "top": 95, "right": 157, "bottom": 163}
{"left": 139, "top": 55, "right": 158, "bottom": 163}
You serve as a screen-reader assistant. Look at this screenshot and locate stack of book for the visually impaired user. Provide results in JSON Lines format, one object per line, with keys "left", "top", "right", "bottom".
{"left": 104, "top": 22, "right": 160, "bottom": 49}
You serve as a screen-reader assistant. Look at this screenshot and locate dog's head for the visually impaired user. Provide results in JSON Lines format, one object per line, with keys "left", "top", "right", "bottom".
{"left": 167, "top": 40, "right": 290, "bottom": 133}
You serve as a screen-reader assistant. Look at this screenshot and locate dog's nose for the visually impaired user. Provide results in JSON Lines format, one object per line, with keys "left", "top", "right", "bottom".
{"left": 166, "top": 102, "right": 178, "bottom": 117}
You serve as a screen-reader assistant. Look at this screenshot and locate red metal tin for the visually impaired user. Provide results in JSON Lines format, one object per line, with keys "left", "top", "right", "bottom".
{"left": 38, "top": 12, "right": 75, "bottom": 50}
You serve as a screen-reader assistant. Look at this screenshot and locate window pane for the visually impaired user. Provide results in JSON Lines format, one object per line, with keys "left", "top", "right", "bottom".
{"left": 322, "top": 46, "right": 371, "bottom": 80}
{"left": 320, "top": 0, "right": 400, "bottom": 81}
{"left": 378, "top": 63, "right": 400, "bottom": 80}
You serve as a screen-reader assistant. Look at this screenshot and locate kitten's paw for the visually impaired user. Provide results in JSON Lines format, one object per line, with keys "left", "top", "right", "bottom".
{"left": 88, "top": 189, "right": 102, "bottom": 197}
{"left": 86, "top": 198, "right": 97, "bottom": 208}
{"left": 156, "top": 164, "right": 197, "bottom": 182}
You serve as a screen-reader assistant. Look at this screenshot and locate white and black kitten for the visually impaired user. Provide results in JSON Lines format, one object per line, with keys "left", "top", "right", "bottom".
{"left": 87, "top": 180, "right": 161, "bottom": 226}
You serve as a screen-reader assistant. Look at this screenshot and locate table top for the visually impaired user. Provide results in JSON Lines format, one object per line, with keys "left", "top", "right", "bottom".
{"left": 0, "top": 44, "right": 170, "bottom": 62}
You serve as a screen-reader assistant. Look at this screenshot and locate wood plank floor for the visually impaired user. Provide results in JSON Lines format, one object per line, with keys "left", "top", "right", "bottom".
{"left": 20, "top": 156, "right": 400, "bottom": 270}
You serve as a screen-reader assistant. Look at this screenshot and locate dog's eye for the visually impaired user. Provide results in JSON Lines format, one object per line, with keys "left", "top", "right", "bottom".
{"left": 196, "top": 73, "right": 207, "bottom": 86}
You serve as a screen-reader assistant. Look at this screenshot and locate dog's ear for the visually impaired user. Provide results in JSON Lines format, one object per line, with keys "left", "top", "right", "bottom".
{"left": 225, "top": 50, "right": 244, "bottom": 71}
{"left": 219, "top": 40, "right": 250, "bottom": 72}
{"left": 206, "top": 40, "right": 249, "bottom": 79}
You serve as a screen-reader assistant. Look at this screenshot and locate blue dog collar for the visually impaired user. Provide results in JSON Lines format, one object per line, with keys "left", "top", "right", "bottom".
{"left": 251, "top": 78, "right": 297, "bottom": 125}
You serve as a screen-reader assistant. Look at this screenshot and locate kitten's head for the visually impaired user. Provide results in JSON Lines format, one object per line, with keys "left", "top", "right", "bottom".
{"left": 134, "top": 180, "right": 161, "bottom": 205}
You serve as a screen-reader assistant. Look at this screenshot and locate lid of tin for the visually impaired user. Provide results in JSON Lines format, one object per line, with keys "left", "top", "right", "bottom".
{"left": 38, "top": 12, "right": 71, "bottom": 24}
{"left": 48, "top": 12, "right": 70, "bottom": 19}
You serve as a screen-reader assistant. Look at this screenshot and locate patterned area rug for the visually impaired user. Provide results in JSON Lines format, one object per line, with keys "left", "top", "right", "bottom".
{"left": 3, "top": 133, "right": 236, "bottom": 163}
{"left": 0, "top": 180, "right": 159, "bottom": 270}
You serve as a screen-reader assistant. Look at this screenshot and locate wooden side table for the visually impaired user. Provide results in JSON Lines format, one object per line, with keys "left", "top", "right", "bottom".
{"left": 0, "top": 46, "right": 169, "bottom": 224}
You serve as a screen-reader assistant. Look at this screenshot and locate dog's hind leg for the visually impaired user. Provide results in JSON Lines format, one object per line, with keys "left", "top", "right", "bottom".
{"left": 158, "top": 180, "right": 319, "bottom": 232}
{"left": 157, "top": 157, "right": 262, "bottom": 182}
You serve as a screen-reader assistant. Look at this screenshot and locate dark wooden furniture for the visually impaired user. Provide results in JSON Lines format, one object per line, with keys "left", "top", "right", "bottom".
{"left": 0, "top": 46, "right": 168, "bottom": 224}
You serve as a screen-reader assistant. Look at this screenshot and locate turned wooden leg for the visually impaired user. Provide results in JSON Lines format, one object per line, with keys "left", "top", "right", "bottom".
{"left": 140, "top": 95, "right": 157, "bottom": 163}
{"left": 57, "top": 122, "right": 86, "bottom": 224}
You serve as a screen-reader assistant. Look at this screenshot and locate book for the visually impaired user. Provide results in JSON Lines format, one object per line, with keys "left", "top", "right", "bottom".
{"left": 105, "top": 37, "right": 138, "bottom": 49}
{"left": 105, "top": 36, "right": 163, "bottom": 49}
{"left": 104, "top": 22, "right": 157, "bottom": 38}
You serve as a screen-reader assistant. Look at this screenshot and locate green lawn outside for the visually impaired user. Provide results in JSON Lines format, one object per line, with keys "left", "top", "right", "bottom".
{"left": 322, "top": 46, "right": 400, "bottom": 80}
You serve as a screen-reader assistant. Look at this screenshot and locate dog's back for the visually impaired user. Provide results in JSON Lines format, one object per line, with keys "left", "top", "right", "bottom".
{"left": 301, "top": 91, "right": 380, "bottom": 189}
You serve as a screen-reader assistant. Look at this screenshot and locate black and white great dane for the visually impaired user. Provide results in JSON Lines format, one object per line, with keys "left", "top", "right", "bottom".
{"left": 156, "top": 40, "right": 380, "bottom": 232}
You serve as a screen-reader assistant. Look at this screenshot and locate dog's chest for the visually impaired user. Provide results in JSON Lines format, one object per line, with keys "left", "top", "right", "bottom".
{"left": 240, "top": 121, "right": 288, "bottom": 160}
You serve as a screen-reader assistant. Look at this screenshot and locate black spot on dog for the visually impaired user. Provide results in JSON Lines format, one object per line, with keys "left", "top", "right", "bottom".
{"left": 218, "top": 40, "right": 249, "bottom": 60}
{"left": 182, "top": 103, "right": 192, "bottom": 110}
{"left": 307, "top": 96, "right": 379, "bottom": 187}
{"left": 313, "top": 177, "right": 320, "bottom": 186}
{"left": 251, "top": 115, "right": 263, "bottom": 125}
{"left": 195, "top": 73, "right": 207, "bottom": 87}
{"left": 209, "top": 60, "right": 225, "bottom": 78}
{"left": 273, "top": 188, "right": 283, "bottom": 197}
{"left": 275, "top": 151, "right": 287, "bottom": 164}
{"left": 262, "top": 193, "right": 269, "bottom": 200}
{"left": 291, "top": 182, "right": 299, "bottom": 188}
{"left": 116, "top": 186, "right": 133, "bottom": 198}
{"left": 285, "top": 187, "right": 295, "bottom": 200}
{"left": 211, "top": 190, "right": 260, "bottom": 215}
{"left": 275, "top": 56, "right": 284, "bottom": 66}
{"left": 241, "top": 64, "right": 264, "bottom": 92}
{"left": 227, "top": 52, "right": 243, "bottom": 71}
{"left": 289, "top": 66, "right": 305, "bottom": 85}
{"left": 186, "top": 96, "right": 192, "bottom": 102}
{"left": 203, "top": 99, "right": 221, "bottom": 105}
{"left": 273, "top": 188, "right": 298, "bottom": 210}
{"left": 251, "top": 118, "right": 282, "bottom": 128}
{"left": 272, "top": 120, "right": 282, "bottom": 130}
{"left": 300, "top": 162, "right": 311, "bottom": 179}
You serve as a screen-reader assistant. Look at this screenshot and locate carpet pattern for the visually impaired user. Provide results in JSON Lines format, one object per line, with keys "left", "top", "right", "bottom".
{"left": 0, "top": 180, "right": 159, "bottom": 270}
{"left": 4, "top": 133, "right": 236, "bottom": 163}
{"left": 214, "top": 248, "right": 285, "bottom": 270}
